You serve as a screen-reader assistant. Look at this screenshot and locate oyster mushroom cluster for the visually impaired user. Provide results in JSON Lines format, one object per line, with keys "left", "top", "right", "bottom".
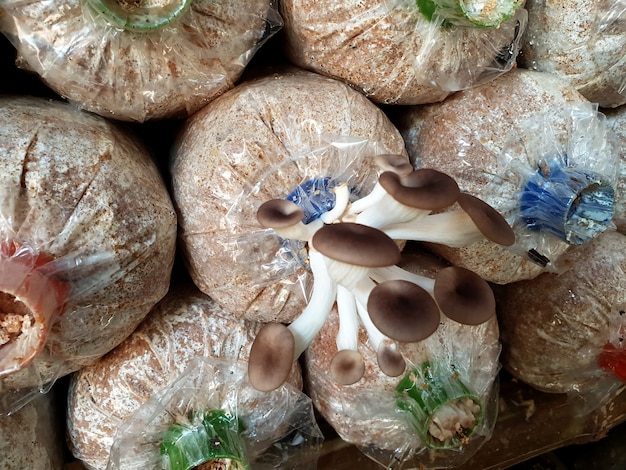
{"left": 248, "top": 155, "right": 514, "bottom": 391}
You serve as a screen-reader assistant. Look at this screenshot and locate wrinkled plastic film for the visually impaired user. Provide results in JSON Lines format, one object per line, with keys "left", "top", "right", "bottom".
{"left": 498, "top": 230, "right": 626, "bottom": 414}
{"left": 281, "top": 0, "right": 528, "bottom": 104}
{"left": 481, "top": 102, "right": 619, "bottom": 271}
{"left": 306, "top": 313, "right": 500, "bottom": 468}
{"left": 410, "top": 4, "right": 527, "bottom": 91}
{"left": 415, "top": 0, "right": 523, "bottom": 27}
{"left": 191, "top": 136, "right": 398, "bottom": 303}
{"left": 521, "top": 0, "right": 626, "bottom": 107}
{"left": 107, "top": 356, "right": 323, "bottom": 470}
{"left": 0, "top": 0, "right": 283, "bottom": 121}
{"left": 0, "top": 97, "right": 176, "bottom": 413}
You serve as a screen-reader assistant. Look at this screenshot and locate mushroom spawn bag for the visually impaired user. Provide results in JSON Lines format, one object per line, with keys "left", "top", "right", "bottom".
{"left": 67, "top": 284, "right": 308, "bottom": 470}
{"left": 498, "top": 230, "right": 626, "bottom": 411}
{"left": 280, "top": 0, "right": 528, "bottom": 104}
{"left": 0, "top": 96, "right": 177, "bottom": 412}
{"left": 520, "top": 0, "right": 626, "bottom": 108}
{"left": 303, "top": 246, "right": 501, "bottom": 469}
{"left": 0, "top": 0, "right": 283, "bottom": 122}
{"left": 393, "top": 69, "right": 620, "bottom": 284}
{"left": 107, "top": 356, "right": 323, "bottom": 470}
{"left": 171, "top": 70, "right": 407, "bottom": 324}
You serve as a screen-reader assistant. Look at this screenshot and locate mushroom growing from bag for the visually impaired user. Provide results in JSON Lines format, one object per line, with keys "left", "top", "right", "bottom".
{"left": 171, "top": 70, "right": 407, "bottom": 324}
{"left": 280, "top": 0, "right": 528, "bottom": 104}
{"left": 303, "top": 245, "right": 501, "bottom": 467}
{"left": 247, "top": 189, "right": 510, "bottom": 391}
{"left": 171, "top": 69, "right": 513, "bottom": 393}
{"left": 520, "top": 0, "right": 626, "bottom": 108}
{"left": 0, "top": 0, "right": 281, "bottom": 121}
{"left": 393, "top": 68, "right": 618, "bottom": 284}
{"left": 67, "top": 284, "right": 308, "bottom": 470}
{"left": 498, "top": 230, "right": 626, "bottom": 397}
{"left": 0, "top": 96, "right": 176, "bottom": 412}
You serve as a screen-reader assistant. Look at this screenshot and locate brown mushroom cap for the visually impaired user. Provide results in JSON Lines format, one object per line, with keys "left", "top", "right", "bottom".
{"left": 377, "top": 342, "right": 406, "bottom": 377}
{"left": 374, "top": 154, "right": 414, "bottom": 176}
{"left": 248, "top": 323, "right": 295, "bottom": 392}
{"left": 256, "top": 199, "right": 305, "bottom": 229}
{"left": 433, "top": 266, "right": 496, "bottom": 325}
{"left": 367, "top": 279, "right": 440, "bottom": 343}
{"left": 330, "top": 349, "right": 366, "bottom": 385}
{"left": 378, "top": 169, "right": 460, "bottom": 211}
{"left": 457, "top": 193, "right": 515, "bottom": 246}
{"left": 311, "top": 222, "right": 401, "bottom": 267}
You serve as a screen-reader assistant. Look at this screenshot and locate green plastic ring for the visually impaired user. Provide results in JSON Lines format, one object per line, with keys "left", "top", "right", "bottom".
{"left": 396, "top": 362, "right": 483, "bottom": 449}
{"left": 160, "top": 409, "right": 249, "bottom": 470}
{"left": 87, "top": 0, "right": 191, "bottom": 32}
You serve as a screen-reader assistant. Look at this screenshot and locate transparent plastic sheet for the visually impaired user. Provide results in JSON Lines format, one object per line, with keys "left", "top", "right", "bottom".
{"left": 482, "top": 102, "right": 620, "bottom": 272}
{"left": 107, "top": 356, "right": 323, "bottom": 470}
{"left": 603, "top": 105, "right": 626, "bottom": 234}
{"left": 280, "top": 0, "right": 528, "bottom": 104}
{"left": 171, "top": 71, "right": 407, "bottom": 323}
{"left": 305, "top": 307, "right": 501, "bottom": 469}
{"left": 520, "top": 0, "right": 626, "bottom": 108}
{"left": 0, "top": 0, "right": 283, "bottom": 122}
{"left": 219, "top": 137, "right": 390, "bottom": 292}
{"left": 498, "top": 230, "right": 626, "bottom": 415}
{"left": 0, "top": 96, "right": 177, "bottom": 414}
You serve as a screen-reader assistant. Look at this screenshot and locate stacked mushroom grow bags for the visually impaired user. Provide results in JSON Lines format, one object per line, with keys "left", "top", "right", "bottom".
{"left": 0, "top": 0, "right": 625, "bottom": 468}
{"left": 0, "top": 96, "right": 177, "bottom": 414}
{"left": 171, "top": 70, "right": 513, "bottom": 468}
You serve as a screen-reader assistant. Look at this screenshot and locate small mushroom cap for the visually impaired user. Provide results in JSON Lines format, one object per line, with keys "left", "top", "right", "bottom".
{"left": 311, "top": 222, "right": 401, "bottom": 267}
{"left": 330, "top": 350, "right": 366, "bottom": 385}
{"left": 457, "top": 193, "right": 515, "bottom": 246}
{"left": 374, "top": 154, "right": 414, "bottom": 176}
{"left": 378, "top": 169, "right": 460, "bottom": 211}
{"left": 248, "top": 323, "right": 295, "bottom": 392}
{"left": 367, "top": 279, "right": 440, "bottom": 342}
{"left": 377, "top": 342, "right": 406, "bottom": 377}
{"left": 256, "top": 199, "right": 304, "bottom": 229}
{"left": 433, "top": 266, "right": 496, "bottom": 325}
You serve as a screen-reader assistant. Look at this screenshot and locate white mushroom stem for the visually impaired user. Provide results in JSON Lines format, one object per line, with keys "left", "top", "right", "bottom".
{"left": 324, "top": 258, "right": 371, "bottom": 290}
{"left": 335, "top": 285, "right": 359, "bottom": 351}
{"left": 381, "top": 210, "right": 485, "bottom": 247}
{"left": 369, "top": 265, "right": 436, "bottom": 295}
{"left": 355, "top": 194, "right": 429, "bottom": 229}
{"left": 346, "top": 181, "right": 388, "bottom": 216}
{"left": 352, "top": 276, "right": 389, "bottom": 351}
{"left": 321, "top": 184, "right": 351, "bottom": 224}
{"left": 274, "top": 217, "right": 323, "bottom": 242}
{"left": 288, "top": 249, "right": 337, "bottom": 358}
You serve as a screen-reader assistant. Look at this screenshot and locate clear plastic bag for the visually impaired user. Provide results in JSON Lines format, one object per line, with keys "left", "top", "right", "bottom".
{"left": 395, "top": 72, "right": 621, "bottom": 284}
{"left": 604, "top": 105, "right": 626, "bottom": 234}
{"left": 498, "top": 229, "right": 626, "bottom": 413}
{"left": 171, "top": 71, "right": 408, "bottom": 324}
{"left": 280, "top": 0, "right": 528, "bottom": 104}
{"left": 303, "top": 246, "right": 501, "bottom": 469}
{"left": 0, "top": 0, "right": 283, "bottom": 122}
{"left": 490, "top": 102, "right": 619, "bottom": 266}
{"left": 107, "top": 356, "right": 323, "bottom": 470}
{"left": 0, "top": 96, "right": 177, "bottom": 413}
{"left": 520, "top": 0, "right": 626, "bottom": 108}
